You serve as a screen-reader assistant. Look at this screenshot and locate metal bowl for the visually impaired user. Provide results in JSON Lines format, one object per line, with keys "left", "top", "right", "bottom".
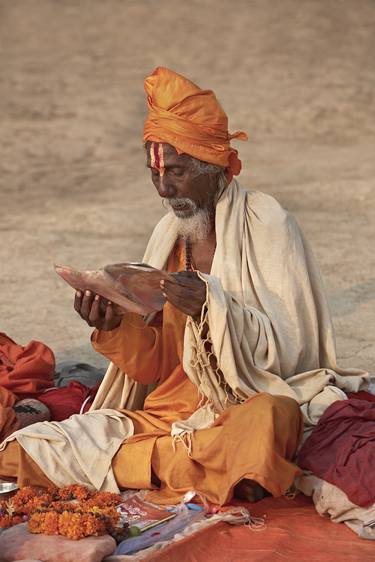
{"left": 0, "top": 481, "right": 18, "bottom": 498}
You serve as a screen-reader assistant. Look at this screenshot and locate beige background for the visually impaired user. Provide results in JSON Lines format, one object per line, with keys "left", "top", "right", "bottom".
{"left": 0, "top": 0, "right": 374, "bottom": 371}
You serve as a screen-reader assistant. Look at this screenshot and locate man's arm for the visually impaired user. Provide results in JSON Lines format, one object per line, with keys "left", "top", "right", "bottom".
{"left": 75, "top": 290, "right": 163, "bottom": 384}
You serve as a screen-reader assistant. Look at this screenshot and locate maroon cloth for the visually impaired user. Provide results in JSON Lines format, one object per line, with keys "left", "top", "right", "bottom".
{"left": 298, "top": 398, "right": 375, "bottom": 507}
{"left": 37, "top": 381, "right": 99, "bottom": 421}
{"left": 347, "top": 390, "right": 375, "bottom": 403}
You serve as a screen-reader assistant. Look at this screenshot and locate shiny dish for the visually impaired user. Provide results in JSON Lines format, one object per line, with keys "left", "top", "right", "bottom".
{"left": 0, "top": 482, "right": 18, "bottom": 495}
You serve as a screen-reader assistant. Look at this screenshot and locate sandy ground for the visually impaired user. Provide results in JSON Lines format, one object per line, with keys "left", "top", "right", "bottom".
{"left": 0, "top": 0, "right": 374, "bottom": 372}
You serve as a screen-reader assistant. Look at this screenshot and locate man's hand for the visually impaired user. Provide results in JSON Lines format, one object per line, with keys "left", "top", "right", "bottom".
{"left": 74, "top": 290, "right": 122, "bottom": 331}
{"left": 160, "top": 271, "right": 206, "bottom": 318}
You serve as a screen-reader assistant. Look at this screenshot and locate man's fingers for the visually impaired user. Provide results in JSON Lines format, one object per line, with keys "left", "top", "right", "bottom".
{"left": 171, "top": 271, "right": 198, "bottom": 282}
{"left": 103, "top": 302, "right": 122, "bottom": 331}
{"left": 74, "top": 290, "right": 83, "bottom": 314}
{"left": 80, "top": 290, "right": 95, "bottom": 319}
{"left": 166, "top": 273, "right": 202, "bottom": 289}
{"left": 164, "top": 279, "right": 206, "bottom": 300}
{"left": 160, "top": 276, "right": 206, "bottom": 317}
{"left": 163, "top": 286, "right": 203, "bottom": 313}
{"left": 162, "top": 280, "right": 202, "bottom": 296}
{"left": 88, "top": 295, "right": 102, "bottom": 326}
{"left": 73, "top": 289, "right": 121, "bottom": 330}
{"left": 163, "top": 283, "right": 197, "bottom": 300}
{"left": 103, "top": 301, "right": 115, "bottom": 326}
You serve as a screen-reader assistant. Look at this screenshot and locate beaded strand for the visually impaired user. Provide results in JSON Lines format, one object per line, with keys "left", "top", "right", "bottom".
{"left": 185, "top": 236, "right": 194, "bottom": 271}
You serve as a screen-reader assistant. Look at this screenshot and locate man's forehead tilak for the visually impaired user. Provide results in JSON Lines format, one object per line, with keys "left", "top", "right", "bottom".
{"left": 150, "top": 142, "right": 165, "bottom": 177}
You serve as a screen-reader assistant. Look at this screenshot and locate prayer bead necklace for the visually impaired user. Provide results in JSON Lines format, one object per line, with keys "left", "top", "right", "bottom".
{"left": 185, "top": 236, "right": 194, "bottom": 271}
{"left": 184, "top": 236, "right": 217, "bottom": 272}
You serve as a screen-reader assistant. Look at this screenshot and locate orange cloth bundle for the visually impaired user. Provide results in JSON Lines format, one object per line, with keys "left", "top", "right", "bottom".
{"left": 143, "top": 67, "right": 247, "bottom": 178}
{"left": 0, "top": 332, "right": 55, "bottom": 441}
{"left": 0, "top": 332, "right": 54, "bottom": 398}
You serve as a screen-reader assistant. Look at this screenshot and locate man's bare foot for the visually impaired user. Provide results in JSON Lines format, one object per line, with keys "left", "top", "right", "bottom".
{"left": 234, "top": 479, "right": 266, "bottom": 502}
{"left": 151, "top": 470, "right": 161, "bottom": 488}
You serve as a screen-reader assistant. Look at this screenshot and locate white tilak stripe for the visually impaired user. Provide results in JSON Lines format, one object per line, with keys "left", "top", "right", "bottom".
{"left": 158, "top": 142, "right": 165, "bottom": 176}
{"left": 150, "top": 141, "right": 156, "bottom": 168}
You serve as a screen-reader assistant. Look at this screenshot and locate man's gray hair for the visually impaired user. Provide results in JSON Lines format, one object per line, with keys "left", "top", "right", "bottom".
{"left": 188, "top": 156, "right": 223, "bottom": 177}
{"left": 188, "top": 156, "right": 228, "bottom": 197}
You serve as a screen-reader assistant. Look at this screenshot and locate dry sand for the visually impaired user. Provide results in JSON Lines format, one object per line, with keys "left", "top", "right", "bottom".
{"left": 0, "top": 0, "right": 374, "bottom": 371}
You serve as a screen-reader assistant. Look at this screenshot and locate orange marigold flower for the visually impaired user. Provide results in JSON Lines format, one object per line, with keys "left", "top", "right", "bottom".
{"left": 29, "top": 511, "right": 59, "bottom": 535}
{"left": 4, "top": 484, "right": 124, "bottom": 539}
{"left": 11, "top": 486, "right": 53, "bottom": 515}
{"left": 58, "top": 485, "right": 92, "bottom": 502}
{"left": 84, "top": 491, "right": 122, "bottom": 508}
{"left": 0, "top": 514, "right": 23, "bottom": 529}
{"left": 0, "top": 515, "right": 13, "bottom": 528}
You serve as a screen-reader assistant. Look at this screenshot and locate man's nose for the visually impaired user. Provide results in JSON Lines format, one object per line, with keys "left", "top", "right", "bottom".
{"left": 156, "top": 175, "right": 176, "bottom": 199}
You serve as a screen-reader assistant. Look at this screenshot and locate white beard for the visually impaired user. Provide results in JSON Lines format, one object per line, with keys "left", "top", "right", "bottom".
{"left": 175, "top": 208, "right": 212, "bottom": 241}
{"left": 162, "top": 198, "right": 213, "bottom": 241}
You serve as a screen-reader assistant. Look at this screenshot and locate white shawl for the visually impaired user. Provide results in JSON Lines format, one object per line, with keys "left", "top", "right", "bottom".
{"left": 93, "top": 180, "right": 371, "bottom": 429}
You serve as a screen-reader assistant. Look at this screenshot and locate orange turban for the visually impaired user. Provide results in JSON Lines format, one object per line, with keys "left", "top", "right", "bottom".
{"left": 143, "top": 67, "right": 248, "bottom": 178}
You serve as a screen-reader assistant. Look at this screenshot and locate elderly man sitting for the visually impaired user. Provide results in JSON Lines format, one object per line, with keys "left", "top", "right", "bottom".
{"left": 0, "top": 67, "right": 369, "bottom": 506}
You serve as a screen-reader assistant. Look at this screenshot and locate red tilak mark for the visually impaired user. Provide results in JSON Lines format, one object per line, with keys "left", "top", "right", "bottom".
{"left": 154, "top": 142, "right": 160, "bottom": 169}
{"left": 150, "top": 142, "right": 165, "bottom": 177}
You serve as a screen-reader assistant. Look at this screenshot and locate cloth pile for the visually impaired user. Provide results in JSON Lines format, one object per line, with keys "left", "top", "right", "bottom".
{"left": 0, "top": 332, "right": 55, "bottom": 441}
{"left": 0, "top": 331, "right": 102, "bottom": 442}
{"left": 297, "top": 392, "right": 375, "bottom": 538}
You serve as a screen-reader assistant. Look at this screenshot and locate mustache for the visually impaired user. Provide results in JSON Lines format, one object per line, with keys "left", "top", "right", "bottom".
{"left": 162, "top": 197, "right": 198, "bottom": 212}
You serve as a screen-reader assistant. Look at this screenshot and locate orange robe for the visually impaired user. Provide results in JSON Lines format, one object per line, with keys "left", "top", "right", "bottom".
{"left": 0, "top": 244, "right": 303, "bottom": 504}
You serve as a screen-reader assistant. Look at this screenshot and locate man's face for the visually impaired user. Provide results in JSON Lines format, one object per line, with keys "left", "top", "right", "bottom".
{"left": 146, "top": 142, "right": 219, "bottom": 218}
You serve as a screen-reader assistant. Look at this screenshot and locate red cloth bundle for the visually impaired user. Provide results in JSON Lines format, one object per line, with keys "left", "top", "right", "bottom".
{"left": 298, "top": 397, "right": 375, "bottom": 507}
{"left": 37, "top": 382, "right": 98, "bottom": 421}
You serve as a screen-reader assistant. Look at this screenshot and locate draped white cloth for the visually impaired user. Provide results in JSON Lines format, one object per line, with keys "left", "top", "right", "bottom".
{"left": 93, "top": 180, "right": 371, "bottom": 431}
{"left": 182, "top": 181, "right": 371, "bottom": 428}
{"left": 0, "top": 410, "right": 134, "bottom": 492}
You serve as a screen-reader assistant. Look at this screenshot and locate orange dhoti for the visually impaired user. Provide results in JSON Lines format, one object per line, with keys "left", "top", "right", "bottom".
{"left": 114, "top": 392, "right": 303, "bottom": 505}
{"left": 0, "top": 392, "right": 302, "bottom": 504}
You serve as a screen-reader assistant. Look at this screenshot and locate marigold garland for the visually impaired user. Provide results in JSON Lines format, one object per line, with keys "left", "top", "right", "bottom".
{"left": 0, "top": 484, "right": 127, "bottom": 540}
